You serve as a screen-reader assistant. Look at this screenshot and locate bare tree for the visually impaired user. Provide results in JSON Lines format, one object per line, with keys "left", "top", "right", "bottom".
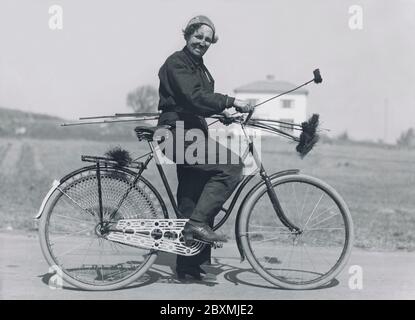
{"left": 126, "top": 85, "right": 159, "bottom": 113}
{"left": 397, "top": 128, "right": 415, "bottom": 148}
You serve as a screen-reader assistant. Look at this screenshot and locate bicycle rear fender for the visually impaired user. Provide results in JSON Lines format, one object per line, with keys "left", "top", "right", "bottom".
{"left": 34, "top": 179, "right": 61, "bottom": 220}
{"left": 234, "top": 169, "right": 299, "bottom": 262}
{"left": 34, "top": 164, "right": 133, "bottom": 220}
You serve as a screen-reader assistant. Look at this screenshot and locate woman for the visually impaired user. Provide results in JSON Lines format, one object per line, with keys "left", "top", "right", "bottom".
{"left": 157, "top": 15, "right": 253, "bottom": 280}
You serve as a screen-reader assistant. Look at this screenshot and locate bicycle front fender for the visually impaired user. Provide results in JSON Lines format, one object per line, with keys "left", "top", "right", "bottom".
{"left": 234, "top": 169, "right": 300, "bottom": 262}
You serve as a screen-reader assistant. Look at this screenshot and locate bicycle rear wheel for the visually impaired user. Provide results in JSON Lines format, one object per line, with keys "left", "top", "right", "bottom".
{"left": 238, "top": 174, "right": 353, "bottom": 290}
{"left": 38, "top": 166, "right": 168, "bottom": 291}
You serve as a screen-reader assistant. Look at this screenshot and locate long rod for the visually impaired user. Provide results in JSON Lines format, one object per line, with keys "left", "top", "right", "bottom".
{"left": 247, "top": 122, "right": 299, "bottom": 141}
{"left": 79, "top": 115, "right": 120, "bottom": 120}
{"left": 61, "top": 116, "right": 160, "bottom": 126}
{"left": 115, "top": 112, "right": 161, "bottom": 117}
{"left": 79, "top": 112, "right": 161, "bottom": 120}
{"left": 208, "top": 78, "right": 313, "bottom": 127}
{"left": 250, "top": 118, "right": 302, "bottom": 128}
{"left": 252, "top": 79, "right": 313, "bottom": 109}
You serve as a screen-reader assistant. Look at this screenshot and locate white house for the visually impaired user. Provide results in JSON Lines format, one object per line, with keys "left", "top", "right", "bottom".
{"left": 230, "top": 75, "right": 308, "bottom": 135}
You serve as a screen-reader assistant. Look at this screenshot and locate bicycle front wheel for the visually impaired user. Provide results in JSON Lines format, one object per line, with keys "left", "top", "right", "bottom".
{"left": 238, "top": 174, "right": 353, "bottom": 290}
{"left": 38, "top": 166, "right": 168, "bottom": 291}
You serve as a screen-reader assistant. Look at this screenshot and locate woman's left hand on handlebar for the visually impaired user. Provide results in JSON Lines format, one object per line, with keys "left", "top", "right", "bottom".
{"left": 233, "top": 99, "right": 255, "bottom": 113}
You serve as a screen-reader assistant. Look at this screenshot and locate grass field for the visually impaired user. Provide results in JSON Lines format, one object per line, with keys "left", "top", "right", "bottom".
{"left": 0, "top": 135, "right": 414, "bottom": 251}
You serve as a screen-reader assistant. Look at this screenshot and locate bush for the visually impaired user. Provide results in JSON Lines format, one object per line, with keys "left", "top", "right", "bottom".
{"left": 337, "top": 131, "right": 349, "bottom": 141}
{"left": 397, "top": 128, "right": 415, "bottom": 148}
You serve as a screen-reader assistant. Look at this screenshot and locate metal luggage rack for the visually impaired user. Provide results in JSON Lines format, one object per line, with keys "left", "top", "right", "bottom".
{"left": 81, "top": 155, "right": 144, "bottom": 170}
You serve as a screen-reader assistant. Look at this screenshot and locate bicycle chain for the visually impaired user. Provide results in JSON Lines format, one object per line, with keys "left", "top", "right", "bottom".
{"left": 106, "top": 219, "right": 223, "bottom": 256}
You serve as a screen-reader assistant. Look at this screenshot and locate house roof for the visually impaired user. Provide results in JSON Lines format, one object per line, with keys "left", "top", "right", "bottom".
{"left": 234, "top": 80, "right": 308, "bottom": 95}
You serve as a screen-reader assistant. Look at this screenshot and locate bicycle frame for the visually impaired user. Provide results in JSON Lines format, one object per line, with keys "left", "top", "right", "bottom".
{"left": 127, "top": 125, "right": 295, "bottom": 222}
{"left": 115, "top": 123, "right": 302, "bottom": 259}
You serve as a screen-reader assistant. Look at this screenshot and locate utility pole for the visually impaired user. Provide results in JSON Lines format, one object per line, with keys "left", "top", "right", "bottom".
{"left": 384, "top": 98, "right": 388, "bottom": 143}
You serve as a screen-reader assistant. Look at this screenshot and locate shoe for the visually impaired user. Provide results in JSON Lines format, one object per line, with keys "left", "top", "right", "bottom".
{"left": 197, "top": 266, "right": 207, "bottom": 275}
{"left": 176, "top": 265, "right": 204, "bottom": 281}
{"left": 183, "top": 222, "right": 227, "bottom": 245}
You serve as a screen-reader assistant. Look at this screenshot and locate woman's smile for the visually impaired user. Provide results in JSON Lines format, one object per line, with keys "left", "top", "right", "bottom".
{"left": 186, "top": 25, "right": 213, "bottom": 58}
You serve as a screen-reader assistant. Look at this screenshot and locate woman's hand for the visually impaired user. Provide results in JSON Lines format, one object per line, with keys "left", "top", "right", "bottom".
{"left": 233, "top": 99, "right": 255, "bottom": 113}
{"left": 218, "top": 110, "right": 234, "bottom": 126}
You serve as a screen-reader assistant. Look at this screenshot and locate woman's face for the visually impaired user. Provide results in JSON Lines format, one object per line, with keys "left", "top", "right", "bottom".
{"left": 186, "top": 25, "right": 214, "bottom": 58}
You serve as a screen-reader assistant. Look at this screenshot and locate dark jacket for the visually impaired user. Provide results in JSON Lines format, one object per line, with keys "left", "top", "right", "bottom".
{"left": 157, "top": 46, "right": 235, "bottom": 134}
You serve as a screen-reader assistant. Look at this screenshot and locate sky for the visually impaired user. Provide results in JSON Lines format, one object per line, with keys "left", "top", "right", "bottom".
{"left": 0, "top": 0, "right": 414, "bottom": 143}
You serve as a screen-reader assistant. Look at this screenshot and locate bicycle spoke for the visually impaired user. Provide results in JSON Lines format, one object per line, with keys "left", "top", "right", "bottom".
{"left": 53, "top": 214, "right": 96, "bottom": 226}
{"left": 264, "top": 235, "right": 294, "bottom": 279}
{"left": 303, "top": 193, "right": 325, "bottom": 229}
{"left": 305, "top": 227, "right": 344, "bottom": 231}
{"left": 302, "top": 243, "right": 318, "bottom": 275}
{"left": 306, "top": 212, "right": 340, "bottom": 230}
{"left": 300, "top": 243, "right": 303, "bottom": 282}
{"left": 57, "top": 187, "right": 96, "bottom": 217}
{"left": 282, "top": 241, "right": 296, "bottom": 279}
{"left": 299, "top": 184, "right": 310, "bottom": 223}
{"left": 98, "top": 239, "right": 105, "bottom": 282}
{"left": 244, "top": 230, "right": 294, "bottom": 235}
{"left": 320, "top": 249, "right": 334, "bottom": 271}
{"left": 309, "top": 205, "right": 337, "bottom": 224}
{"left": 110, "top": 266, "right": 138, "bottom": 281}
{"left": 50, "top": 227, "right": 93, "bottom": 241}
{"left": 80, "top": 237, "right": 97, "bottom": 268}
{"left": 56, "top": 237, "right": 94, "bottom": 258}
{"left": 255, "top": 235, "right": 293, "bottom": 243}
{"left": 249, "top": 224, "right": 289, "bottom": 229}
{"left": 292, "top": 182, "right": 301, "bottom": 224}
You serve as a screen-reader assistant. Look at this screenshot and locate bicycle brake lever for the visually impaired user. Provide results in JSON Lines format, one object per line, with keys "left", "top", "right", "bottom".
{"left": 243, "top": 109, "right": 255, "bottom": 125}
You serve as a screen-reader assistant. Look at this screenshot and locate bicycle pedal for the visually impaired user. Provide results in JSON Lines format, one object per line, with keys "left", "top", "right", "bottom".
{"left": 183, "top": 232, "right": 195, "bottom": 247}
{"left": 184, "top": 239, "right": 196, "bottom": 247}
{"left": 197, "top": 239, "right": 223, "bottom": 249}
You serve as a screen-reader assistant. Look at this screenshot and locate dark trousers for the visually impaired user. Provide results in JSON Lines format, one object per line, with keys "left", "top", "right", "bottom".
{"left": 176, "top": 165, "right": 213, "bottom": 267}
{"left": 168, "top": 130, "right": 244, "bottom": 268}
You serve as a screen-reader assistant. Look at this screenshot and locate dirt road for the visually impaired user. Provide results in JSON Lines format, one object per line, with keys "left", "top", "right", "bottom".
{"left": 1, "top": 231, "right": 414, "bottom": 300}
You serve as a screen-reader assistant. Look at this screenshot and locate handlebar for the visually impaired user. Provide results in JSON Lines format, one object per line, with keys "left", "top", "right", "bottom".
{"left": 210, "top": 108, "right": 254, "bottom": 125}
{"left": 210, "top": 113, "right": 245, "bottom": 125}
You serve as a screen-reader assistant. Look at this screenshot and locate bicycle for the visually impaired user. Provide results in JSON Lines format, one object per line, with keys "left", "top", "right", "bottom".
{"left": 36, "top": 110, "right": 353, "bottom": 291}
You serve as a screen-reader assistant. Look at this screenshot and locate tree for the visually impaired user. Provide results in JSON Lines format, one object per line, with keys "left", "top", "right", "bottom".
{"left": 126, "top": 85, "right": 158, "bottom": 113}
{"left": 337, "top": 131, "right": 350, "bottom": 141}
{"left": 397, "top": 128, "right": 415, "bottom": 148}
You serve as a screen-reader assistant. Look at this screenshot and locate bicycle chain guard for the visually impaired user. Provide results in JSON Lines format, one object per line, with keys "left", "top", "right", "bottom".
{"left": 106, "top": 219, "right": 223, "bottom": 256}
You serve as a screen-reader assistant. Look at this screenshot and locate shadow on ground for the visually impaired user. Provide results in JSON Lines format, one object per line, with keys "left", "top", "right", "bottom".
{"left": 39, "top": 252, "right": 338, "bottom": 291}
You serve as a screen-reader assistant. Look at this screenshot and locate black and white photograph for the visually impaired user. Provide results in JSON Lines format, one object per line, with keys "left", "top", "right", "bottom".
{"left": 0, "top": 0, "right": 414, "bottom": 305}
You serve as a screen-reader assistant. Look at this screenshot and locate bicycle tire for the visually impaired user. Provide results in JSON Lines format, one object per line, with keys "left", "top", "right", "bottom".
{"left": 38, "top": 165, "right": 168, "bottom": 291}
{"left": 238, "top": 174, "right": 353, "bottom": 290}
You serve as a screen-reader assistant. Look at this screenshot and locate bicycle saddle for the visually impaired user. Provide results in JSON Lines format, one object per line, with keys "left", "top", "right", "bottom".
{"left": 134, "top": 125, "right": 171, "bottom": 141}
